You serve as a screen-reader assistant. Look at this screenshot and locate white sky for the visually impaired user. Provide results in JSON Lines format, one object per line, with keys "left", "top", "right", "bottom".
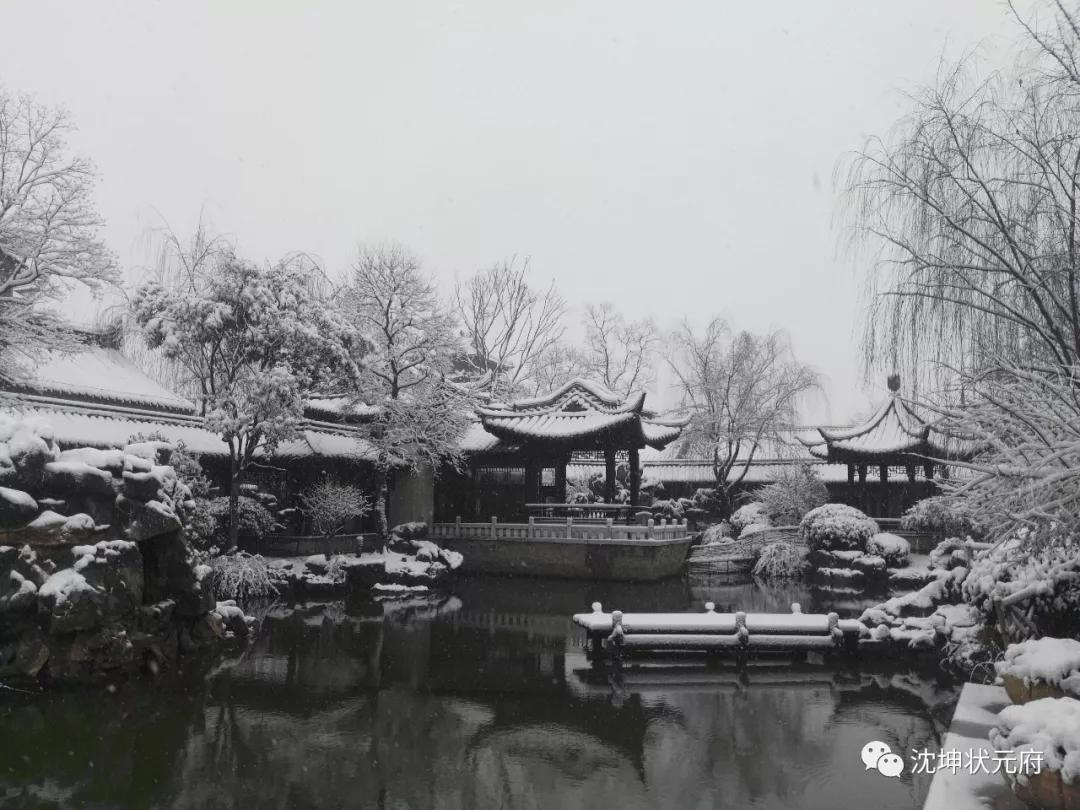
{"left": 0, "top": 1, "right": 1028, "bottom": 423}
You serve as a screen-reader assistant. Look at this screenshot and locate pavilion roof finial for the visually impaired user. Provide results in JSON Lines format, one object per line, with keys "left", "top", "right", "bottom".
{"left": 887, "top": 373, "right": 901, "bottom": 393}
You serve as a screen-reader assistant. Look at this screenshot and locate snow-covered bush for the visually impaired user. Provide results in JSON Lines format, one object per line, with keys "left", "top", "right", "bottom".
{"left": 730, "top": 502, "right": 770, "bottom": 535}
{"left": 866, "top": 532, "right": 911, "bottom": 567}
{"left": 752, "top": 541, "right": 807, "bottom": 579}
{"left": 757, "top": 464, "right": 828, "bottom": 525}
{"left": 962, "top": 531, "right": 1080, "bottom": 639}
{"left": 900, "top": 495, "right": 985, "bottom": 540}
{"left": 989, "top": 697, "right": 1080, "bottom": 802}
{"left": 700, "top": 524, "right": 733, "bottom": 545}
{"left": 210, "top": 552, "right": 278, "bottom": 603}
{"left": 690, "top": 487, "right": 722, "bottom": 515}
{"left": 300, "top": 480, "right": 371, "bottom": 537}
{"left": 995, "top": 638, "right": 1080, "bottom": 696}
{"left": 188, "top": 496, "right": 279, "bottom": 549}
{"left": 800, "top": 503, "right": 879, "bottom": 551}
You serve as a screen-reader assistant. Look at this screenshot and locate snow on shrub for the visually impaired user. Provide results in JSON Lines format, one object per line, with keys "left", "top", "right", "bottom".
{"left": 730, "top": 502, "right": 770, "bottom": 535}
{"left": 900, "top": 495, "right": 985, "bottom": 539}
{"left": 800, "top": 503, "right": 879, "bottom": 552}
{"left": 301, "top": 480, "right": 371, "bottom": 537}
{"left": 740, "top": 522, "right": 771, "bottom": 536}
{"left": 757, "top": 464, "right": 828, "bottom": 525}
{"left": 210, "top": 552, "right": 278, "bottom": 603}
{"left": 752, "top": 541, "right": 807, "bottom": 579}
{"left": 962, "top": 531, "right": 1080, "bottom": 639}
{"left": 866, "top": 532, "right": 911, "bottom": 567}
{"left": 995, "top": 638, "right": 1080, "bottom": 693}
{"left": 989, "top": 697, "right": 1080, "bottom": 788}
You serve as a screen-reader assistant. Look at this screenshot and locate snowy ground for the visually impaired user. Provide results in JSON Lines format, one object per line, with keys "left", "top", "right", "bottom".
{"left": 922, "top": 684, "right": 1026, "bottom": 810}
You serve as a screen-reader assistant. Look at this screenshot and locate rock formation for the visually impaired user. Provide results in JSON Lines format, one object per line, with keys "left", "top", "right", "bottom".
{"left": 0, "top": 415, "right": 237, "bottom": 686}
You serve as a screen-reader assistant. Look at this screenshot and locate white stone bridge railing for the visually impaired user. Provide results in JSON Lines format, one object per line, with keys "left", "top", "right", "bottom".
{"left": 430, "top": 516, "right": 692, "bottom": 542}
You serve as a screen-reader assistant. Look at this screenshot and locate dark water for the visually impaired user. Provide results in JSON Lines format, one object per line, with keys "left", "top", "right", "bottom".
{"left": 0, "top": 575, "right": 958, "bottom": 809}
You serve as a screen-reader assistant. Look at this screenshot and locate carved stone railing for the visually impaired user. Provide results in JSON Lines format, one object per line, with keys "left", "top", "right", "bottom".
{"left": 430, "top": 516, "right": 691, "bottom": 542}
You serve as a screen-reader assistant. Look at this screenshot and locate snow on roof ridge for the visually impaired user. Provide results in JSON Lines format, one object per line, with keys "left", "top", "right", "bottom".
{"left": 500, "top": 378, "right": 631, "bottom": 410}
{"left": 6, "top": 346, "right": 195, "bottom": 413}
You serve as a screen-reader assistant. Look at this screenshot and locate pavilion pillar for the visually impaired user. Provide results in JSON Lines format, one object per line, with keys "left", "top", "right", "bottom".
{"left": 604, "top": 447, "right": 617, "bottom": 504}
{"left": 926, "top": 461, "right": 937, "bottom": 481}
{"left": 555, "top": 457, "right": 568, "bottom": 503}
{"left": 524, "top": 460, "right": 541, "bottom": 506}
{"left": 847, "top": 464, "right": 855, "bottom": 485}
{"left": 857, "top": 464, "right": 868, "bottom": 513}
{"left": 629, "top": 446, "right": 641, "bottom": 508}
{"left": 879, "top": 465, "right": 888, "bottom": 483}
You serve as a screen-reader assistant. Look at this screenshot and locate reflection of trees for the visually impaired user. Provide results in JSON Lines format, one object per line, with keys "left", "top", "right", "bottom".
{"left": 0, "top": 594, "right": 962, "bottom": 810}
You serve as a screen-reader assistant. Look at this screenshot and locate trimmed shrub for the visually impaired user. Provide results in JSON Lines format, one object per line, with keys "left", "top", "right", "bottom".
{"left": 900, "top": 495, "right": 986, "bottom": 539}
{"left": 800, "top": 503, "right": 878, "bottom": 552}
{"left": 752, "top": 541, "right": 807, "bottom": 579}
{"left": 866, "top": 532, "right": 911, "bottom": 567}
{"left": 758, "top": 464, "right": 828, "bottom": 525}
{"left": 730, "top": 502, "right": 770, "bottom": 535}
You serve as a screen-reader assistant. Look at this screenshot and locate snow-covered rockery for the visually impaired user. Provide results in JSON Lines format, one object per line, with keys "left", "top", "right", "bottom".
{"left": 0, "top": 415, "right": 245, "bottom": 685}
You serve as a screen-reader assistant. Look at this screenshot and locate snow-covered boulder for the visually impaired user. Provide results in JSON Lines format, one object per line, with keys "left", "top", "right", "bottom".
{"left": 56, "top": 447, "right": 125, "bottom": 475}
{"left": 43, "top": 460, "right": 115, "bottom": 496}
{"left": 866, "top": 532, "right": 911, "bottom": 567}
{"left": 990, "top": 697, "right": 1080, "bottom": 808}
{"left": 851, "top": 553, "right": 887, "bottom": 576}
{"left": 0, "top": 486, "right": 37, "bottom": 529}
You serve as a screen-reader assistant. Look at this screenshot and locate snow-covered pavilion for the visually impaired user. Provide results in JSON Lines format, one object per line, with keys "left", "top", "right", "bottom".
{"left": 798, "top": 375, "right": 962, "bottom": 516}
{"left": 447, "top": 379, "right": 689, "bottom": 520}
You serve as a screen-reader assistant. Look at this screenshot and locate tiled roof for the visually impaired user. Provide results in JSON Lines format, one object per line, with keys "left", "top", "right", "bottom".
{"left": 303, "top": 396, "right": 380, "bottom": 422}
{"left": 2, "top": 346, "right": 196, "bottom": 413}
{"left": 2, "top": 396, "right": 377, "bottom": 461}
{"left": 802, "top": 393, "right": 958, "bottom": 461}
{"left": 475, "top": 379, "right": 689, "bottom": 450}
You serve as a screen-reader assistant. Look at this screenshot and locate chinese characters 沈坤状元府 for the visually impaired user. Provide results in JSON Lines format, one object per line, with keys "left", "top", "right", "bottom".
{"left": 909, "top": 748, "right": 1044, "bottom": 775}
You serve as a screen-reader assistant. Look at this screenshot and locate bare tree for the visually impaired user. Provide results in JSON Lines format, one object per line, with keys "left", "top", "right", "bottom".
{"left": 0, "top": 88, "right": 116, "bottom": 372}
{"left": 454, "top": 258, "right": 566, "bottom": 398}
{"left": 580, "top": 303, "right": 659, "bottom": 396}
{"left": 667, "top": 317, "right": 820, "bottom": 515}
{"left": 342, "top": 244, "right": 468, "bottom": 543}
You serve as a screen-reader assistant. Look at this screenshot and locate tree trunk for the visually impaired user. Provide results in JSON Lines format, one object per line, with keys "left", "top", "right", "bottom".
{"left": 375, "top": 466, "right": 390, "bottom": 551}
{"left": 228, "top": 455, "right": 241, "bottom": 551}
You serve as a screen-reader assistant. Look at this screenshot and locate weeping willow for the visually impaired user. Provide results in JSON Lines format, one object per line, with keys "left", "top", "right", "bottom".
{"left": 841, "top": 1, "right": 1080, "bottom": 399}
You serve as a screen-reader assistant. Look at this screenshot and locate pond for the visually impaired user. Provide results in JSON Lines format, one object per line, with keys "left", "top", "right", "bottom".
{"left": 0, "top": 575, "right": 958, "bottom": 809}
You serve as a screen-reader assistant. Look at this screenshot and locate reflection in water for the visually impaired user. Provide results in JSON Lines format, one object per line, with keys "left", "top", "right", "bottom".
{"left": 0, "top": 576, "right": 957, "bottom": 809}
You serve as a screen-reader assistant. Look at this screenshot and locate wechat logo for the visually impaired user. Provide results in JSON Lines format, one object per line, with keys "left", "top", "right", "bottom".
{"left": 861, "top": 741, "right": 904, "bottom": 778}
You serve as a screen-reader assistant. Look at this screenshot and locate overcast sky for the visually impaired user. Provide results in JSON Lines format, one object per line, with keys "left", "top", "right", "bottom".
{"left": 0, "top": 1, "right": 1028, "bottom": 423}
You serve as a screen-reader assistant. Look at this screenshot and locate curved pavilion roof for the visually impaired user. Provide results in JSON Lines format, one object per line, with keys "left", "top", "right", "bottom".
{"left": 475, "top": 378, "right": 689, "bottom": 452}
{"left": 799, "top": 380, "right": 960, "bottom": 464}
